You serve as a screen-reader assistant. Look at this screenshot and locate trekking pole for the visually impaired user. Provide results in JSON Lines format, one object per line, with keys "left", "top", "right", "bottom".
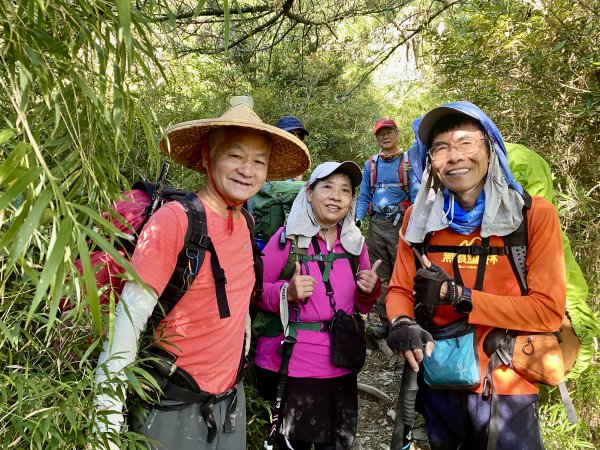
{"left": 264, "top": 334, "right": 296, "bottom": 450}
{"left": 148, "top": 160, "right": 171, "bottom": 216}
{"left": 390, "top": 360, "right": 419, "bottom": 449}
{"left": 391, "top": 230, "right": 423, "bottom": 449}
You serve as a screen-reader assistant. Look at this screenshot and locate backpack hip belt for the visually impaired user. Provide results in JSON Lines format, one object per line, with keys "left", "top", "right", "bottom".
{"left": 161, "top": 378, "right": 239, "bottom": 441}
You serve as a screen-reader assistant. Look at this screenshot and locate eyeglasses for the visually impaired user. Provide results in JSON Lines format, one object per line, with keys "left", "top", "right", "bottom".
{"left": 428, "top": 136, "right": 486, "bottom": 161}
{"left": 289, "top": 130, "right": 306, "bottom": 141}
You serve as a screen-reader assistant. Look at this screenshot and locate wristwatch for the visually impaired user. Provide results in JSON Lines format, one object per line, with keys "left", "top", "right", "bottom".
{"left": 454, "top": 287, "right": 473, "bottom": 314}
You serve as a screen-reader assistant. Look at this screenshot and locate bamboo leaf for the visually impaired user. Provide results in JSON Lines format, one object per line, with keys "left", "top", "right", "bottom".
{"left": 223, "top": 0, "right": 230, "bottom": 53}
{"left": 194, "top": 0, "right": 208, "bottom": 15}
{"left": 76, "top": 231, "right": 102, "bottom": 334}
{"left": 0, "top": 142, "right": 33, "bottom": 185}
{"left": 0, "top": 206, "right": 29, "bottom": 263}
{"left": 27, "top": 215, "right": 72, "bottom": 326}
{"left": 69, "top": 70, "right": 100, "bottom": 107}
{"left": 85, "top": 228, "right": 143, "bottom": 288}
{"left": 69, "top": 202, "right": 116, "bottom": 233}
{"left": 552, "top": 40, "right": 566, "bottom": 52}
{"left": 79, "top": 338, "right": 101, "bottom": 367}
{"left": 46, "top": 257, "right": 66, "bottom": 336}
{"left": 106, "top": 292, "right": 116, "bottom": 354}
{"left": 112, "top": 64, "right": 123, "bottom": 136}
{"left": 8, "top": 186, "right": 53, "bottom": 269}
{"left": 23, "top": 406, "right": 58, "bottom": 421}
{"left": 124, "top": 367, "right": 146, "bottom": 398}
{"left": 0, "top": 128, "right": 18, "bottom": 145}
{"left": 0, "top": 167, "right": 43, "bottom": 211}
{"left": 115, "top": 0, "right": 133, "bottom": 59}
{"left": 0, "top": 318, "right": 13, "bottom": 348}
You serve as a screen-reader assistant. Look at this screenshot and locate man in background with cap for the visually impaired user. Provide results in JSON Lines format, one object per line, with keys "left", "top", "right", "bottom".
{"left": 275, "top": 115, "right": 310, "bottom": 181}
{"left": 357, "top": 119, "right": 412, "bottom": 338}
{"left": 93, "top": 97, "right": 309, "bottom": 449}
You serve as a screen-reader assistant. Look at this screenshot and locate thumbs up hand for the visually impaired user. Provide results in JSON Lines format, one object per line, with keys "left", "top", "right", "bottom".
{"left": 287, "top": 262, "right": 316, "bottom": 303}
{"left": 356, "top": 259, "right": 382, "bottom": 294}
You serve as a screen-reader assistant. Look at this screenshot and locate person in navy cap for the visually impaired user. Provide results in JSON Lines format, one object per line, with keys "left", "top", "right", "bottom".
{"left": 276, "top": 115, "right": 309, "bottom": 142}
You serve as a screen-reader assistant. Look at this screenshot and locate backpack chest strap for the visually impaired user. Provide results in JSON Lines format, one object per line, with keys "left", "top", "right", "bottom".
{"left": 300, "top": 251, "right": 353, "bottom": 283}
{"left": 416, "top": 238, "right": 528, "bottom": 294}
{"left": 418, "top": 238, "right": 496, "bottom": 291}
{"left": 286, "top": 320, "right": 329, "bottom": 340}
{"left": 422, "top": 243, "right": 509, "bottom": 256}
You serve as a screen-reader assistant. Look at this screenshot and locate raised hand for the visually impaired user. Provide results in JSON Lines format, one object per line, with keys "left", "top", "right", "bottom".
{"left": 413, "top": 255, "right": 458, "bottom": 306}
{"left": 356, "top": 259, "right": 382, "bottom": 294}
{"left": 287, "top": 262, "right": 316, "bottom": 303}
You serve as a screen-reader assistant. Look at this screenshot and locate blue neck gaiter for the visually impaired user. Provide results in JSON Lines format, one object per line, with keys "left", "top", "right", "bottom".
{"left": 443, "top": 189, "right": 485, "bottom": 235}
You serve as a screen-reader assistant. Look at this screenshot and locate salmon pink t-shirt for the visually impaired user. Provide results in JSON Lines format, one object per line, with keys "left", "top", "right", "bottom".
{"left": 132, "top": 197, "right": 254, "bottom": 394}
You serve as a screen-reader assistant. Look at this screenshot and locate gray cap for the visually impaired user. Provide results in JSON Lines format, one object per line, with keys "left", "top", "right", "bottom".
{"left": 309, "top": 161, "right": 362, "bottom": 189}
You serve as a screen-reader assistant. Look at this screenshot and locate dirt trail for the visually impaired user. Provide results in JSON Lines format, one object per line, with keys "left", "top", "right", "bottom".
{"left": 355, "top": 336, "right": 430, "bottom": 450}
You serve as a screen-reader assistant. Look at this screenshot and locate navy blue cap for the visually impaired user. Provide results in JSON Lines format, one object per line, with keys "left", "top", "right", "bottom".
{"left": 275, "top": 115, "right": 309, "bottom": 136}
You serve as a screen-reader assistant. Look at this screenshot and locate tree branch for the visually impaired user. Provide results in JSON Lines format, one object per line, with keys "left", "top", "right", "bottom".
{"left": 340, "top": 0, "right": 462, "bottom": 100}
{"left": 153, "top": 3, "right": 271, "bottom": 22}
{"left": 180, "top": 0, "right": 295, "bottom": 54}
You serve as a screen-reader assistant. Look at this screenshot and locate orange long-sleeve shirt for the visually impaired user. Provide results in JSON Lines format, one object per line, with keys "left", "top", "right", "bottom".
{"left": 386, "top": 196, "right": 566, "bottom": 395}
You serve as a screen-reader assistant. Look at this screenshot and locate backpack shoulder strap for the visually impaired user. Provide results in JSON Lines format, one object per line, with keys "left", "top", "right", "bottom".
{"left": 241, "top": 207, "right": 264, "bottom": 302}
{"left": 279, "top": 234, "right": 306, "bottom": 281}
{"left": 413, "top": 190, "right": 532, "bottom": 294}
{"left": 150, "top": 193, "right": 230, "bottom": 329}
{"left": 503, "top": 191, "right": 532, "bottom": 295}
{"left": 398, "top": 152, "right": 411, "bottom": 192}
{"left": 349, "top": 254, "right": 359, "bottom": 279}
{"left": 369, "top": 155, "right": 379, "bottom": 193}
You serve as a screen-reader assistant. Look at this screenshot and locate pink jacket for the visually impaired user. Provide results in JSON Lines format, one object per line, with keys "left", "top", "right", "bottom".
{"left": 253, "top": 226, "right": 379, "bottom": 378}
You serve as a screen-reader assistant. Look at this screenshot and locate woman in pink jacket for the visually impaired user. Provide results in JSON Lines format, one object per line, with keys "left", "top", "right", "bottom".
{"left": 253, "top": 161, "right": 381, "bottom": 449}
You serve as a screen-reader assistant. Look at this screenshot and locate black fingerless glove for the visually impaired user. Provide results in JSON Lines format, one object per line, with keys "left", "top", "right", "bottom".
{"left": 386, "top": 320, "right": 434, "bottom": 353}
{"left": 413, "top": 262, "right": 459, "bottom": 306}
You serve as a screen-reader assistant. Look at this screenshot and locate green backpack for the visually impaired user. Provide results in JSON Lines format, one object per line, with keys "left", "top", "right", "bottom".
{"left": 248, "top": 180, "right": 305, "bottom": 246}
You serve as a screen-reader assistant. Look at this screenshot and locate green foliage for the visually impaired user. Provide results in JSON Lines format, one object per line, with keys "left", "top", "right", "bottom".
{"left": 142, "top": 43, "right": 387, "bottom": 173}
{"left": 244, "top": 364, "right": 273, "bottom": 449}
{"left": 539, "top": 363, "right": 600, "bottom": 449}
{"left": 0, "top": 0, "right": 164, "bottom": 447}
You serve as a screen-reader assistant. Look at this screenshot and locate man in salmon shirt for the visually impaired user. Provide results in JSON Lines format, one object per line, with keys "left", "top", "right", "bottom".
{"left": 93, "top": 96, "right": 309, "bottom": 449}
{"left": 385, "top": 101, "right": 565, "bottom": 450}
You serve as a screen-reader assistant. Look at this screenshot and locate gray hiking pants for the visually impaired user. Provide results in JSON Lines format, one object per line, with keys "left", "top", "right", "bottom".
{"left": 367, "top": 214, "right": 401, "bottom": 323}
{"left": 136, "top": 381, "right": 246, "bottom": 450}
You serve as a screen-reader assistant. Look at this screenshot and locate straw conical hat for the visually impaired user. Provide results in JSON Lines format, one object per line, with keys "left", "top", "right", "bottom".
{"left": 159, "top": 96, "right": 310, "bottom": 180}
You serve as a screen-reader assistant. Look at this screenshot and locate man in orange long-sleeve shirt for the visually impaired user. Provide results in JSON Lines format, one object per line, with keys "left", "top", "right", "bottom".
{"left": 385, "top": 101, "right": 565, "bottom": 450}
